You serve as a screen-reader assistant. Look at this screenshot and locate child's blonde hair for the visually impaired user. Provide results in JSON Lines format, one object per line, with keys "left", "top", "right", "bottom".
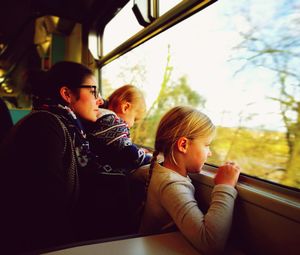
{"left": 155, "top": 106, "right": 215, "bottom": 159}
{"left": 108, "top": 84, "right": 146, "bottom": 113}
{"left": 146, "top": 106, "right": 216, "bottom": 191}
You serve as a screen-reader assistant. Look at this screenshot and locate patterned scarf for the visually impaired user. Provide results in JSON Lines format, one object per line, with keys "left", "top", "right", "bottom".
{"left": 35, "top": 104, "right": 92, "bottom": 168}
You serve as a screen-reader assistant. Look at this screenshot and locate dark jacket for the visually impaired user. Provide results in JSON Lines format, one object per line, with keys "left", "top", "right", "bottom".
{"left": 0, "top": 111, "right": 79, "bottom": 254}
{"left": 0, "top": 97, "right": 13, "bottom": 144}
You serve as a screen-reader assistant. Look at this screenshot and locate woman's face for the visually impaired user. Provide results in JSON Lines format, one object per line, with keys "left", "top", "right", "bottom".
{"left": 69, "top": 75, "right": 103, "bottom": 122}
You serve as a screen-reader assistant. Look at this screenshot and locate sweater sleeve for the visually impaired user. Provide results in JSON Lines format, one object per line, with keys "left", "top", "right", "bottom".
{"left": 159, "top": 180, "right": 237, "bottom": 255}
{"left": 89, "top": 114, "right": 151, "bottom": 171}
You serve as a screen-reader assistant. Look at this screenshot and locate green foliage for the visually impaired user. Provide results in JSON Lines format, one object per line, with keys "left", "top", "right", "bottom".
{"left": 231, "top": 5, "right": 300, "bottom": 188}
{"left": 132, "top": 74, "right": 205, "bottom": 147}
{"left": 131, "top": 46, "right": 205, "bottom": 147}
{"left": 209, "top": 126, "right": 291, "bottom": 186}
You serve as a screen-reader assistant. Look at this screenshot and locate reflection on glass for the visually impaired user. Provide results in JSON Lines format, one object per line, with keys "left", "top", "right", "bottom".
{"left": 102, "top": 0, "right": 300, "bottom": 189}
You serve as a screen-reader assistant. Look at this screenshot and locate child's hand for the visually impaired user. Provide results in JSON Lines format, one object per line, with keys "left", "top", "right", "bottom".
{"left": 214, "top": 162, "right": 241, "bottom": 187}
{"left": 142, "top": 148, "right": 151, "bottom": 153}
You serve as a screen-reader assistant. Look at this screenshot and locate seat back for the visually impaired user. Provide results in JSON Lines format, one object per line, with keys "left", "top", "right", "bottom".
{"left": 0, "top": 97, "right": 13, "bottom": 144}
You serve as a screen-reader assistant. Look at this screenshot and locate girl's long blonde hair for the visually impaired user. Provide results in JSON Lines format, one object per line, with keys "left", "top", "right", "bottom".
{"left": 146, "top": 106, "right": 216, "bottom": 191}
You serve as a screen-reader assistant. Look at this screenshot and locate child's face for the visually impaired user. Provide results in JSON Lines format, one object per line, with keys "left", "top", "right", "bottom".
{"left": 118, "top": 104, "right": 144, "bottom": 128}
{"left": 185, "top": 135, "right": 213, "bottom": 173}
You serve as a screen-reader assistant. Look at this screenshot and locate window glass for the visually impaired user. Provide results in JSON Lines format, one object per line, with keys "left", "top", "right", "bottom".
{"left": 102, "top": 0, "right": 300, "bottom": 189}
{"left": 103, "top": 0, "right": 144, "bottom": 54}
{"left": 159, "top": 0, "right": 182, "bottom": 16}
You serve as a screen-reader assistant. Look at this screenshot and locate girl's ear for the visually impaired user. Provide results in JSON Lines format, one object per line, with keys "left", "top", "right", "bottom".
{"left": 121, "top": 101, "right": 131, "bottom": 113}
{"left": 177, "top": 137, "right": 188, "bottom": 153}
{"left": 60, "top": 86, "right": 72, "bottom": 104}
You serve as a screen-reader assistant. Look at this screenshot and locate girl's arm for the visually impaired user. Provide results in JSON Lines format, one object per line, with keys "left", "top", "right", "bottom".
{"left": 160, "top": 179, "right": 237, "bottom": 255}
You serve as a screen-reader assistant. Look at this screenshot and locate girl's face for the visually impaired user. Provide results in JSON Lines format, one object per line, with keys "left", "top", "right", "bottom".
{"left": 185, "top": 135, "right": 213, "bottom": 173}
{"left": 69, "top": 75, "right": 103, "bottom": 122}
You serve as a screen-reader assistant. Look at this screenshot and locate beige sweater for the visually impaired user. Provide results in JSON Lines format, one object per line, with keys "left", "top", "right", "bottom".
{"left": 139, "top": 162, "right": 238, "bottom": 255}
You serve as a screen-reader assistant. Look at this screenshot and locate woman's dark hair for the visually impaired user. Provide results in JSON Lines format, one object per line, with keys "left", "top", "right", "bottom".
{"left": 47, "top": 61, "right": 94, "bottom": 104}
{"left": 24, "top": 69, "right": 48, "bottom": 108}
{"left": 26, "top": 61, "right": 94, "bottom": 106}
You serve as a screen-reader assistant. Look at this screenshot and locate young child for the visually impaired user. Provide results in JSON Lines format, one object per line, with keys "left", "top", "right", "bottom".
{"left": 86, "top": 84, "right": 151, "bottom": 175}
{"left": 139, "top": 106, "right": 240, "bottom": 254}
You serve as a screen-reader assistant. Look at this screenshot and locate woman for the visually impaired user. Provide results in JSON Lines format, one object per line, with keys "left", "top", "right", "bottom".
{"left": 0, "top": 61, "right": 103, "bottom": 253}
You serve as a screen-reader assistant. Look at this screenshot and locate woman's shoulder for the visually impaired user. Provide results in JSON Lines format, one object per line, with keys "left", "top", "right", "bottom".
{"left": 15, "top": 110, "right": 66, "bottom": 136}
{"left": 1, "top": 110, "right": 67, "bottom": 154}
{"left": 24, "top": 110, "right": 64, "bottom": 125}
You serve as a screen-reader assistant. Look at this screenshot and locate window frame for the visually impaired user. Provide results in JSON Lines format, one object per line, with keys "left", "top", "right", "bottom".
{"left": 97, "top": 0, "right": 217, "bottom": 67}
{"left": 95, "top": 0, "right": 300, "bottom": 192}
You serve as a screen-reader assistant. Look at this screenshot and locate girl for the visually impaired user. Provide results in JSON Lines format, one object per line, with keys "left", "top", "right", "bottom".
{"left": 86, "top": 84, "right": 151, "bottom": 174}
{"left": 139, "top": 106, "right": 240, "bottom": 255}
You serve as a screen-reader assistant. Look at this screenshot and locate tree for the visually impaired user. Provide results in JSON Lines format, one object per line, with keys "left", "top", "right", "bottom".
{"left": 117, "top": 55, "right": 147, "bottom": 88}
{"left": 232, "top": 3, "right": 300, "bottom": 187}
{"left": 132, "top": 45, "right": 206, "bottom": 147}
{"left": 101, "top": 54, "right": 147, "bottom": 98}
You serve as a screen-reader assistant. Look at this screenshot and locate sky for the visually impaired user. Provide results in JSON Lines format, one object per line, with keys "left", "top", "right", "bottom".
{"left": 102, "top": 0, "right": 299, "bottom": 131}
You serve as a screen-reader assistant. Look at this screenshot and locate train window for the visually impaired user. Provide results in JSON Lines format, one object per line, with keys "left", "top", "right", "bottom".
{"left": 159, "top": 0, "right": 182, "bottom": 16}
{"left": 101, "top": 0, "right": 299, "bottom": 190}
{"left": 103, "top": 1, "right": 143, "bottom": 55}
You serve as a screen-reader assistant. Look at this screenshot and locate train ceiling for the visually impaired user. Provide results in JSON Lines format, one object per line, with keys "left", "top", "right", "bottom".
{"left": 0, "top": 0, "right": 129, "bottom": 70}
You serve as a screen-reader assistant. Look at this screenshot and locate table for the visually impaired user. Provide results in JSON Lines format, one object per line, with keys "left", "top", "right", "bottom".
{"left": 43, "top": 232, "right": 200, "bottom": 255}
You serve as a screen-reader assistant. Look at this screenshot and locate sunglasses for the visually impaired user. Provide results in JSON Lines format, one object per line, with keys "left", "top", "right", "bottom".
{"left": 78, "top": 85, "right": 98, "bottom": 99}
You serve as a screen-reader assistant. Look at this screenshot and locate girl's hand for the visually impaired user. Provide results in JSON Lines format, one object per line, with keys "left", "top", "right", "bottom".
{"left": 214, "top": 162, "right": 241, "bottom": 187}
